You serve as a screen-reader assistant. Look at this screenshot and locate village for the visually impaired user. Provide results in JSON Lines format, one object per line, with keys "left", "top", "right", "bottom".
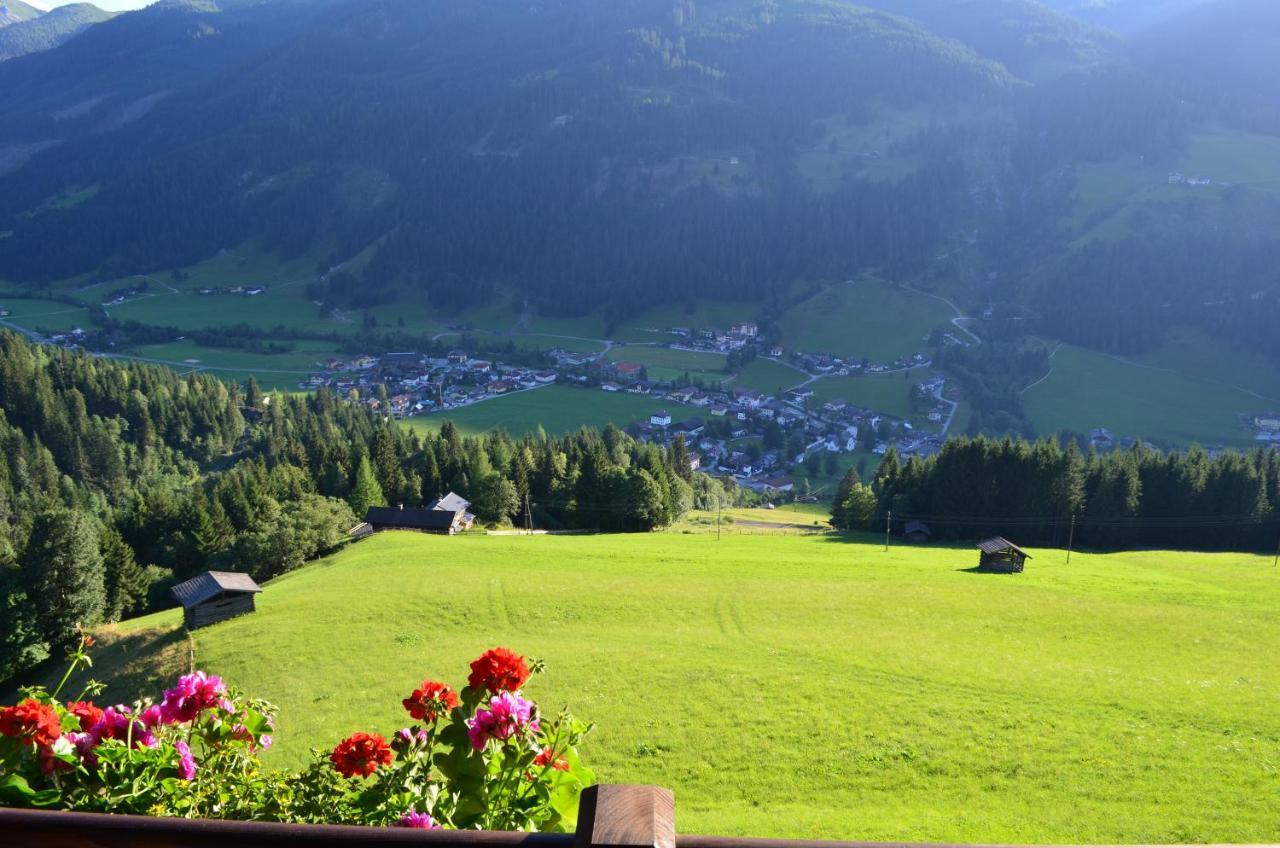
{"left": 299, "top": 320, "right": 955, "bottom": 498}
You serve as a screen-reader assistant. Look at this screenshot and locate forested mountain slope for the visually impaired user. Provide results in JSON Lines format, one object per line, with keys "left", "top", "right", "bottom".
{"left": 0, "top": 0, "right": 1278, "bottom": 394}
{"left": 0, "top": 3, "right": 113, "bottom": 61}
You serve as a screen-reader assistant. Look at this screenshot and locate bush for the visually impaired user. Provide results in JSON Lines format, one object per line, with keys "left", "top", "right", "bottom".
{"left": 0, "top": 637, "right": 593, "bottom": 831}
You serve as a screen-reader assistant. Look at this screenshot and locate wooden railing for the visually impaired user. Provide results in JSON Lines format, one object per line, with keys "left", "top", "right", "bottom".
{"left": 0, "top": 783, "right": 1220, "bottom": 848}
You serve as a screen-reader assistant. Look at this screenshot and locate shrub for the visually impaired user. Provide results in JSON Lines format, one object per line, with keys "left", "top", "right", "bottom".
{"left": 0, "top": 636, "right": 593, "bottom": 831}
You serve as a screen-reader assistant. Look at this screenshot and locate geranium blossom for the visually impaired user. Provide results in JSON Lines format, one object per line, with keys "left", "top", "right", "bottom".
{"left": 330, "top": 732, "right": 393, "bottom": 778}
{"left": 160, "top": 671, "right": 228, "bottom": 724}
{"left": 0, "top": 698, "right": 62, "bottom": 747}
{"left": 534, "top": 747, "right": 570, "bottom": 771}
{"left": 66, "top": 701, "right": 104, "bottom": 732}
{"left": 466, "top": 692, "right": 539, "bottom": 750}
{"left": 467, "top": 648, "right": 530, "bottom": 693}
{"left": 402, "top": 680, "right": 459, "bottom": 721}
{"left": 397, "top": 809, "right": 441, "bottom": 829}
{"left": 175, "top": 740, "right": 197, "bottom": 780}
{"left": 88, "top": 706, "right": 157, "bottom": 749}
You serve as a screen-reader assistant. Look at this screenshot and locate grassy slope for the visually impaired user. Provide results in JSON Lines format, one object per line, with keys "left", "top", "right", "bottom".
{"left": 807, "top": 370, "right": 922, "bottom": 419}
{"left": 731, "top": 358, "right": 806, "bottom": 394}
{"left": 405, "top": 385, "right": 698, "bottom": 438}
{"left": 605, "top": 345, "right": 728, "bottom": 384}
{"left": 107, "top": 532, "right": 1280, "bottom": 843}
{"left": 779, "top": 279, "right": 952, "bottom": 362}
{"left": 1023, "top": 343, "right": 1275, "bottom": 446}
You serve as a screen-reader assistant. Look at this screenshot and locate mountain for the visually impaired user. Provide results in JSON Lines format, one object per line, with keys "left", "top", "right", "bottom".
{"left": 0, "top": 0, "right": 43, "bottom": 25}
{"left": 0, "top": 2, "right": 112, "bottom": 61}
{"left": 1040, "top": 0, "right": 1214, "bottom": 32}
{"left": 0, "top": 0, "right": 1279, "bottom": 421}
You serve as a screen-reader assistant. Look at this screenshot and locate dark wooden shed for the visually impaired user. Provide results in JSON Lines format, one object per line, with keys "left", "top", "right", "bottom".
{"left": 365, "top": 505, "right": 465, "bottom": 535}
{"left": 171, "top": 571, "right": 263, "bottom": 630}
{"left": 976, "top": 537, "right": 1031, "bottom": 573}
{"left": 903, "top": 520, "right": 932, "bottom": 543}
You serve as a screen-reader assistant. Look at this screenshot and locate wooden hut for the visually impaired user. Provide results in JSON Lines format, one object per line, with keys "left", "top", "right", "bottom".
{"left": 365, "top": 505, "right": 466, "bottom": 535}
{"left": 171, "top": 571, "right": 263, "bottom": 630}
{"left": 975, "top": 537, "right": 1031, "bottom": 573}
{"left": 903, "top": 520, "right": 932, "bottom": 543}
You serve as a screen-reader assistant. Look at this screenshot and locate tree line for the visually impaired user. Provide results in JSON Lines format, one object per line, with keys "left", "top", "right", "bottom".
{"left": 832, "top": 436, "right": 1280, "bottom": 553}
{"left": 0, "top": 331, "right": 715, "bottom": 683}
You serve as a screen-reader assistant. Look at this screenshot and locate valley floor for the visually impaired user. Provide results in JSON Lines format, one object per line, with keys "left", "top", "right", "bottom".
{"left": 88, "top": 531, "right": 1280, "bottom": 843}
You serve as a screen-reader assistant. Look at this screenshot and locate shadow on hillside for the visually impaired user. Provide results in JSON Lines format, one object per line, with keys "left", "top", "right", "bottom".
{"left": 2, "top": 625, "right": 190, "bottom": 706}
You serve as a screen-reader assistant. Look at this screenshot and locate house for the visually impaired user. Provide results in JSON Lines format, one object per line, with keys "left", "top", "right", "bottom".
{"left": 709, "top": 403, "right": 729, "bottom": 417}
{"left": 447, "top": 350, "right": 468, "bottom": 365}
{"left": 650, "top": 410, "right": 673, "bottom": 427}
{"left": 760, "top": 475, "right": 794, "bottom": 494}
{"left": 535, "top": 371, "right": 558, "bottom": 384}
{"left": 614, "top": 361, "right": 644, "bottom": 379}
{"left": 491, "top": 380, "right": 517, "bottom": 393}
{"left": 170, "top": 571, "right": 263, "bottom": 630}
{"left": 730, "top": 322, "right": 758, "bottom": 338}
{"left": 976, "top": 537, "right": 1031, "bottom": 573}
{"left": 903, "top": 521, "right": 932, "bottom": 543}
{"left": 601, "top": 382, "right": 622, "bottom": 392}
{"left": 427, "top": 492, "right": 476, "bottom": 529}
{"left": 366, "top": 505, "right": 467, "bottom": 535}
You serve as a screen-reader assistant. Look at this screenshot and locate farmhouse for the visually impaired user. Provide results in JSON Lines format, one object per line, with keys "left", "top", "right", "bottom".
{"left": 427, "top": 491, "right": 477, "bottom": 529}
{"left": 903, "top": 521, "right": 932, "bottom": 543}
{"left": 976, "top": 537, "right": 1031, "bottom": 573}
{"left": 171, "top": 571, "right": 263, "bottom": 630}
{"left": 365, "top": 505, "right": 467, "bottom": 535}
{"left": 651, "top": 410, "right": 672, "bottom": 427}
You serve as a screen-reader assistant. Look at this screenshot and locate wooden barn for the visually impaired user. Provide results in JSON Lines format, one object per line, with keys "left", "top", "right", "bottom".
{"left": 365, "top": 505, "right": 466, "bottom": 535}
{"left": 903, "top": 520, "right": 932, "bottom": 543}
{"left": 171, "top": 571, "right": 263, "bottom": 630}
{"left": 976, "top": 537, "right": 1031, "bottom": 573}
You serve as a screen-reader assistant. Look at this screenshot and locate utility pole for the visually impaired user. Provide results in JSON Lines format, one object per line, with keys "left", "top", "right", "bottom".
{"left": 884, "top": 509, "right": 892, "bottom": 552}
{"left": 1066, "top": 514, "right": 1076, "bottom": 565}
{"left": 524, "top": 493, "right": 533, "bottom": 536}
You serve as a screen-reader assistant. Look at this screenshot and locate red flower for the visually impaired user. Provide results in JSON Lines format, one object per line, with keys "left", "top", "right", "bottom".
{"left": 66, "top": 701, "right": 104, "bottom": 732}
{"left": 468, "top": 648, "right": 530, "bottom": 693}
{"left": 534, "top": 747, "right": 569, "bottom": 772}
{"left": 0, "top": 699, "right": 62, "bottom": 747}
{"left": 83, "top": 636, "right": 95, "bottom": 648}
{"left": 330, "top": 732, "right": 393, "bottom": 778}
{"left": 402, "top": 680, "right": 460, "bottom": 722}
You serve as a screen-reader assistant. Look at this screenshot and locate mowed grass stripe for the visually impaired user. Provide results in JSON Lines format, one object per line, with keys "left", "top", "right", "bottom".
{"left": 109, "top": 532, "right": 1280, "bottom": 844}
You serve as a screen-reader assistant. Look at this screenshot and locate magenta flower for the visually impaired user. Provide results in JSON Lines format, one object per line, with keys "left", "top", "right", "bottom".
{"left": 175, "top": 739, "right": 197, "bottom": 780}
{"left": 259, "top": 734, "right": 273, "bottom": 751}
{"left": 88, "top": 706, "right": 157, "bottom": 750}
{"left": 139, "top": 705, "right": 164, "bottom": 728}
{"left": 396, "top": 809, "right": 440, "bottom": 829}
{"left": 466, "top": 692, "right": 540, "bottom": 751}
{"left": 392, "top": 726, "right": 431, "bottom": 752}
{"left": 160, "top": 671, "right": 227, "bottom": 724}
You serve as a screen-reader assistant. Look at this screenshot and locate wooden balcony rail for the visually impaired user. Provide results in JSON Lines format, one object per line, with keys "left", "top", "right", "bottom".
{"left": 0, "top": 783, "right": 1240, "bottom": 848}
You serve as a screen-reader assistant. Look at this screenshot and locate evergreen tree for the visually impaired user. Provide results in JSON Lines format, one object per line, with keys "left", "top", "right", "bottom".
{"left": 349, "top": 454, "right": 385, "bottom": 517}
{"left": 100, "top": 525, "right": 149, "bottom": 621}
{"left": 21, "top": 506, "right": 105, "bottom": 649}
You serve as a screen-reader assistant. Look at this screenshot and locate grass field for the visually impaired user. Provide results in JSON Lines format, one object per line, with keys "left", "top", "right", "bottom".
{"left": 731, "top": 358, "right": 806, "bottom": 394}
{"left": 1023, "top": 344, "right": 1273, "bottom": 447}
{"left": 605, "top": 345, "right": 728, "bottom": 385}
{"left": 88, "top": 531, "right": 1280, "bottom": 843}
{"left": 779, "top": 279, "right": 952, "bottom": 362}
{"left": 806, "top": 371, "right": 921, "bottom": 420}
{"left": 406, "top": 385, "right": 697, "bottom": 437}
{"left": 0, "top": 297, "right": 92, "bottom": 332}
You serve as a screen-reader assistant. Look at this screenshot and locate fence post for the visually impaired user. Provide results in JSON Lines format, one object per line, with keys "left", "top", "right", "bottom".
{"left": 574, "top": 784, "right": 675, "bottom": 848}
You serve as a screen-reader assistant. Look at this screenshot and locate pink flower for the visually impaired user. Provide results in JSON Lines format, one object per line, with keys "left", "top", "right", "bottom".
{"left": 466, "top": 692, "right": 539, "bottom": 751}
{"left": 259, "top": 734, "right": 273, "bottom": 751}
{"left": 396, "top": 809, "right": 440, "bottom": 829}
{"left": 160, "top": 672, "right": 227, "bottom": 724}
{"left": 175, "top": 740, "right": 197, "bottom": 780}
{"left": 88, "top": 706, "right": 157, "bottom": 750}
{"left": 392, "top": 727, "right": 431, "bottom": 752}
{"left": 139, "top": 705, "right": 164, "bottom": 728}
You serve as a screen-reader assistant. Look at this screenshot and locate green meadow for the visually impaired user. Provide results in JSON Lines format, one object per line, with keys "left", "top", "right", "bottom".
{"left": 405, "top": 385, "right": 698, "bottom": 437}
{"left": 731, "top": 358, "right": 806, "bottom": 394}
{"left": 778, "top": 279, "right": 952, "bottom": 362}
{"left": 95, "top": 531, "right": 1280, "bottom": 844}
{"left": 605, "top": 345, "right": 729, "bottom": 384}
{"left": 806, "top": 371, "right": 921, "bottom": 420}
{"left": 1023, "top": 344, "right": 1272, "bottom": 447}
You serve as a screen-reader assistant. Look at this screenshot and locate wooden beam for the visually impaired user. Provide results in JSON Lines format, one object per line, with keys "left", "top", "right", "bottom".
{"left": 574, "top": 784, "right": 675, "bottom": 848}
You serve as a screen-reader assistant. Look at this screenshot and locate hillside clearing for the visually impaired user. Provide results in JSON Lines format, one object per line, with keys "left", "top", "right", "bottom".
{"left": 100, "top": 532, "right": 1280, "bottom": 844}
{"left": 779, "top": 279, "right": 952, "bottom": 362}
